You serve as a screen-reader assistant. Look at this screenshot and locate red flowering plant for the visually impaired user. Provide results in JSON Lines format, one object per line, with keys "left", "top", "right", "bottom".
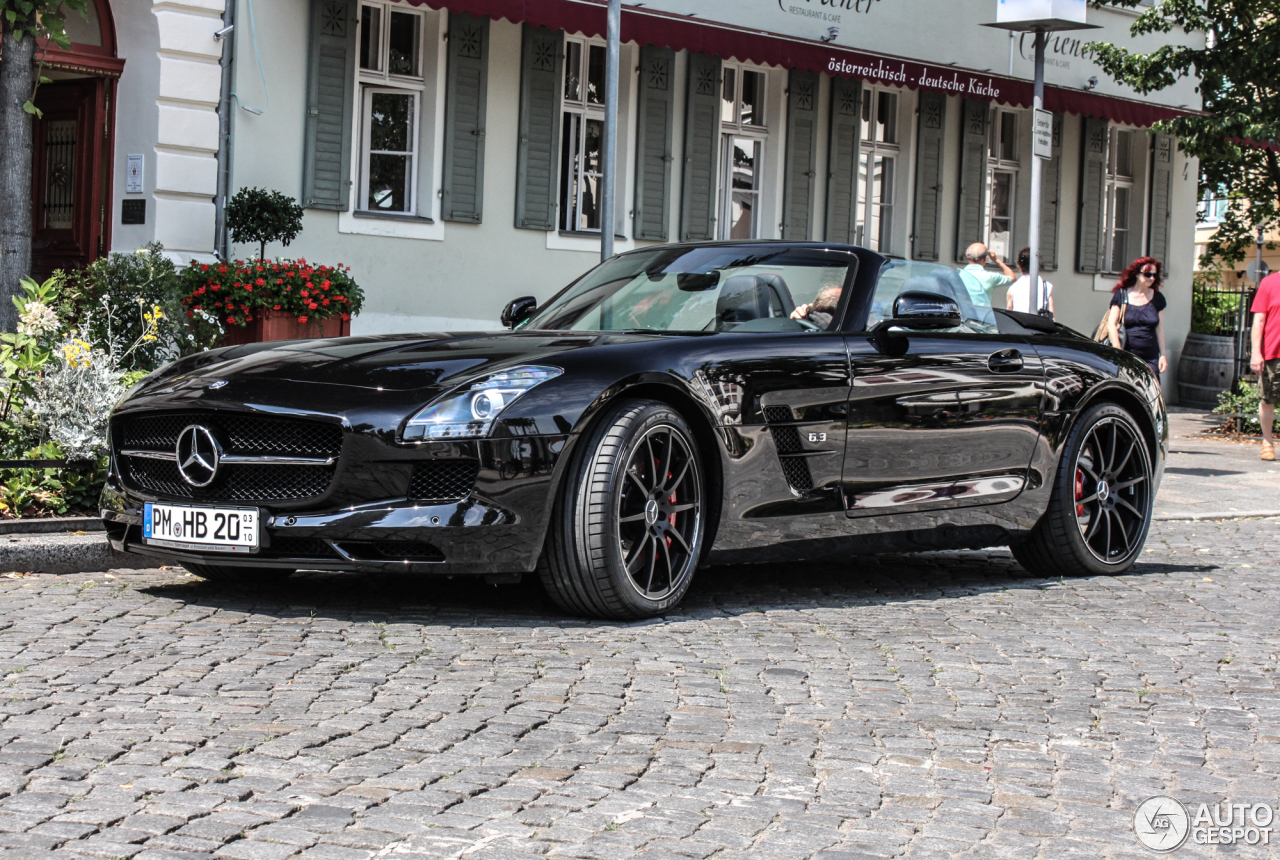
{"left": 179, "top": 258, "right": 364, "bottom": 346}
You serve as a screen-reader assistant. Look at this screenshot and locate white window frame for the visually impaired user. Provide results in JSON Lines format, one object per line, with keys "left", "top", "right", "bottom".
{"left": 356, "top": 1, "right": 427, "bottom": 216}
{"left": 560, "top": 37, "right": 607, "bottom": 233}
{"left": 856, "top": 86, "right": 900, "bottom": 254}
{"left": 717, "top": 62, "right": 768, "bottom": 240}
{"left": 1103, "top": 127, "right": 1137, "bottom": 275}
{"left": 358, "top": 0, "right": 426, "bottom": 84}
{"left": 358, "top": 87, "right": 421, "bottom": 215}
{"left": 985, "top": 107, "right": 1020, "bottom": 263}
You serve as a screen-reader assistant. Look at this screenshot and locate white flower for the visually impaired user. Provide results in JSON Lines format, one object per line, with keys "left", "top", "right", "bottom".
{"left": 23, "top": 334, "right": 127, "bottom": 460}
{"left": 17, "top": 301, "right": 59, "bottom": 336}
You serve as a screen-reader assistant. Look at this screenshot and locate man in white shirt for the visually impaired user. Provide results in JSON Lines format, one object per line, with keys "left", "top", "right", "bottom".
{"left": 1006, "top": 246, "right": 1055, "bottom": 315}
{"left": 960, "top": 243, "right": 1015, "bottom": 308}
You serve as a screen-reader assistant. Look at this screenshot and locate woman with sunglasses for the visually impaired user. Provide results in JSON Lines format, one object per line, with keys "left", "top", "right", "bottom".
{"left": 1107, "top": 257, "right": 1168, "bottom": 379}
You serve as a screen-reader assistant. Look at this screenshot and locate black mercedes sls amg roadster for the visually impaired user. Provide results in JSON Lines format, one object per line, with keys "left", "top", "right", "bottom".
{"left": 103, "top": 241, "right": 1166, "bottom": 618}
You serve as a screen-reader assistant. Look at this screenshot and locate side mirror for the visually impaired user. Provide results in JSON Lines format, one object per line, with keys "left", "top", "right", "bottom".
{"left": 876, "top": 290, "right": 962, "bottom": 330}
{"left": 501, "top": 296, "right": 537, "bottom": 330}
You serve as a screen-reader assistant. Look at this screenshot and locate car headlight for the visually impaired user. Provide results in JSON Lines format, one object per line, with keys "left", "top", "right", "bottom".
{"left": 403, "top": 365, "right": 563, "bottom": 441}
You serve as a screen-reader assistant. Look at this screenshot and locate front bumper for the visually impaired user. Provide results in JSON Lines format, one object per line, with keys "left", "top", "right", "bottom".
{"left": 102, "top": 433, "right": 576, "bottom": 575}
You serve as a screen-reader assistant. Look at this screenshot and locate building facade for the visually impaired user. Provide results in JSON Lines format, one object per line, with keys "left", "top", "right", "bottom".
{"left": 43, "top": 0, "right": 1203, "bottom": 396}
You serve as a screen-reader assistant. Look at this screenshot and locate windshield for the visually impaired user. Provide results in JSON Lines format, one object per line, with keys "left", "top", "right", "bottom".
{"left": 524, "top": 245, "right": 855, "bottom": 333}
{"left": 868, "top": 260, "right": 999, "bottom": 334}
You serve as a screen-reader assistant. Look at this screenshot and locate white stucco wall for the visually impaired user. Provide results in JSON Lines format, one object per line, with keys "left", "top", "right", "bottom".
{"left": 110, "top": 0, "right": 225, "bottom": 261}
{"left": 221, "top": 0, "right": 1199, "bottom": 398}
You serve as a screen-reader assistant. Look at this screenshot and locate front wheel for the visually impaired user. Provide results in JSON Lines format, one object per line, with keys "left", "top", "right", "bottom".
{"left": 1013, "top": 401, "right": 1154, "bottom": 577}
{"left": 540, "top": 399, "right": 706, "bottom": 619}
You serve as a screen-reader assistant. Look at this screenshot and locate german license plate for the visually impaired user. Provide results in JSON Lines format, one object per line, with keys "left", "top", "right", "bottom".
{"left": 143, "top": 503, "right": 259, "bottom": 553}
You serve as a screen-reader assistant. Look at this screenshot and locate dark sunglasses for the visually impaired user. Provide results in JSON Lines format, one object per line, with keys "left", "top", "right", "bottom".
{"left": 1138, "top": 269, "right": 1158, "bottom": 277}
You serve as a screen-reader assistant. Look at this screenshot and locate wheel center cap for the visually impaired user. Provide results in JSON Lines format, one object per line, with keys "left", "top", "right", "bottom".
{"left": 1097, "top": 480, "right": 1110, "bottom": 502}
{"left": 644, "top": 499, "right": 660, "bottom": 526}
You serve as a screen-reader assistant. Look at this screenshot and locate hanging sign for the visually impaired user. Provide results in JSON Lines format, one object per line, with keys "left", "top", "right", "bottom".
{"left": 1033, "top": 109, "right": 1053, "bottom": 158}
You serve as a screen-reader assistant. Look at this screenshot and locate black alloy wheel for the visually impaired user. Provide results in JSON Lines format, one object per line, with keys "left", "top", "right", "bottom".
{"left": 1013, "top": 401, "right": 1153, "bottom": 577}
{"left": 540, "top": 399, "right": 706, "bottom": 619}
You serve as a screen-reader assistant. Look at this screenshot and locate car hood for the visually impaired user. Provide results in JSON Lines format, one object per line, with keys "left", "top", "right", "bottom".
{"left": 138, "top": 330, "right": 673, "bottom": 397}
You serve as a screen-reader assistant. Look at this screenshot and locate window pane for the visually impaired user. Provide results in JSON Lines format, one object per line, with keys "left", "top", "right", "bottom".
{"left": 560, "top": 113, "right": 578, "bottom": 230}
{"left": 1110, "top": 185, "right": 1130, "bottom": 271}
{"left": 579, "top": 119, "right": 603, "bottom": 230}
{"left": 989, "top": 171, "right": 1013, "bottom": 261}
{"left": 741, "top": 70, "right": 763, "bottom": 126}
{"left": 728, "top": 136, "right": 760, "bottom": 239}
{"left": 43, "top": 120, "right": 76, "bottom": 230}
{"left": 564, "top": 42, "right": 582, "bottom": 101}
{"left": 370, "top": 92, "right": 413, "bottom": 153}
{"left": 388, "top": 11, "right": 420, "bottom": 76}
{"left": 587, "top": 45, "right": 605, "bottom": 105}
{"left": 1115, "top": 130, "right": 1133, "bottom": 177}
{"left": 876, "top": 92, "right": 897, "bottom": 143}
{"left": 868, "top": 155, "right": 893, "bottom": 252}
{"left": 999, "top": 112, "right": 1017, "bottom": 161}
{"left": 368, "top": 154, "right": 409, "bottom": 211}
{"left": 860, "top": 88, "right": 872, "bottom": 140}
{"left": 721, "top": 68, "right": 737, "bottom": 124}
{"left": 360, "top": 5, "right": 381, "bottom": 71}
{"left": 856, "top": 151, "right": 868, "bottom": 244}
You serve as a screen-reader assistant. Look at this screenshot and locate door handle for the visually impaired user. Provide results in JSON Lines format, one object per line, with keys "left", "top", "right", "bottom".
{"left": 988, "top": 349, "right": 1023, "bottom": 373}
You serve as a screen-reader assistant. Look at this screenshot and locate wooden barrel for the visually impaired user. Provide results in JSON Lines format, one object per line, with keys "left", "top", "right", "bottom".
{"left": 1177, "top": 332, "right": 1235, "bottom": 408}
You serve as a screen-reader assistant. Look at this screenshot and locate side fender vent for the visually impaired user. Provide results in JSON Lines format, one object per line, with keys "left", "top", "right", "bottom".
{"left": 763, "top": 406, "right": 813, "bottom": 493}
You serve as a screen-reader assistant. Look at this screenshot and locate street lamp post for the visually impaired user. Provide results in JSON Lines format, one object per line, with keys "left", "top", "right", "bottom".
{"left": 600, "top": 0, "right": 622, "bottom": 262}
{"left": 985, "top": 0, "right": 1096, "bottom": 313}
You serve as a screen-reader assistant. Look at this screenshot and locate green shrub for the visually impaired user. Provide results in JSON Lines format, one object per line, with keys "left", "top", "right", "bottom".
{"left": 58, "top": 243, "right": 192, "bottom": 372}
{"left": 227, "top": 187, "right": 304, "bottom": 260}
{"left": 0, "top": 442, "right": 106, "bottom": 518}
{"left": 1213, "top": 379, "right": 1280, "bottom": 435}
{"left": 1190, "top": 269, "right": 1247, "bottom": 336}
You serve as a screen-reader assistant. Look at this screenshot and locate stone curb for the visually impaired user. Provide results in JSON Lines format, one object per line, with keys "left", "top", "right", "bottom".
{"left": 1154, "top": 511, "right": 1280, "bottom": 522}
{"left": 0, "top": 533, "right": 133, "bottom": 576}
{"left": 0, "top": 516, "right": 104, "bottom": 536}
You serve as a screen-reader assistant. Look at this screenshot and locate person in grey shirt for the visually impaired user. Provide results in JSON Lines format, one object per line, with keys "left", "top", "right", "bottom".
{"left": 959, "top": 242, "right": 1015, "bottom": 307}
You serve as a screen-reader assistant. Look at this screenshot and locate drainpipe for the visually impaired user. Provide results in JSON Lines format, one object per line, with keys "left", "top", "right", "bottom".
{"left": 213, "top": 0, "right": 237, "bottom": 260}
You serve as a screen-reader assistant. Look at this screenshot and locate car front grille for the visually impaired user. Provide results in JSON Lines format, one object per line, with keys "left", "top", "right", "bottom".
{"left": 118, "top": 413, "right": 342, "bottom": 458}
{"left": 115, "top": 411, "right": 342, "bottom": 504}
{"left": 408, "top": 460, "right": 479, "bottom": 501}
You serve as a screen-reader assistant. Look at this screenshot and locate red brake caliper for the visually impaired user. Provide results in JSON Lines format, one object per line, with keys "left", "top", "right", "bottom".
{"left": 1074, "top": 467, "right": 1085, "bottom": 517}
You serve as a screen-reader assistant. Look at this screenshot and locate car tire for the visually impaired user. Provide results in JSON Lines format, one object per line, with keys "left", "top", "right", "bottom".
{"left": 539, "top": 399, "right": 706, "bottom": 620}
{"left": 1013, "top": 401, "right": 1154, "bottom": 578}
{"left": 183, "top": 564, "right": 295, "bottom": 586}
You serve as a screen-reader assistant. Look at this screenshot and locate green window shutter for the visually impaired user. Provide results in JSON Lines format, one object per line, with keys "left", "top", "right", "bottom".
{"left": 782, "top": 70, "right": 819, "bottom": 241}
{"left": 1039, "top": 112, "right": 1063, "bottom": 271}
{"left": 824, "top": 76, "right": 860, "bottom": 244}
{"left": 954, "top": 97, "right": 988, "bottom": 262}
{"left": 1076, "top": 116, "right": 1109, "bottom": 273}
{"left": 634, "top": 46, "right": 675, "bottom": 241}
{"left": 302, "top": 0, "right": 357, "bottom": 211}
{"left": 1148, "top": 133, "right": 1174, "bottom": 263}
{"left": 442, "top": 13, "right": 489, "bottom": 224}
{"left": 680, "top": 53, "right": 721, "bottom": 241}
{"left": 515, "top": 25, "right": 563, "bottom": 231}
{"left": 911, "top": 90, "right": 946, "bottom": 261}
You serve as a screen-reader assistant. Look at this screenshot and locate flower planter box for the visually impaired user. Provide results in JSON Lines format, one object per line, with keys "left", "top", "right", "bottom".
{"left": 220, "top": 310, "right": 351, "bottom": 347}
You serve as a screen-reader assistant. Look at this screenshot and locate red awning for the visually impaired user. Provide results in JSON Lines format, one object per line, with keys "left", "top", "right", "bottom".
{"left": 409, "top": 0, "right": 1193, "bottom": 127}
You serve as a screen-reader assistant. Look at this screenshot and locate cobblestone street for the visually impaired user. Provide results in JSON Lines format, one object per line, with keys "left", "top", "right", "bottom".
{"left": 0, "top": 517, "right": 1275, "bottom": 859}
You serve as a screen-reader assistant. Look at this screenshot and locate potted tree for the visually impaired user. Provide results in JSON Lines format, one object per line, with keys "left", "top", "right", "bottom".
{"left": 185, "top": 189, "right": 364, "bottom": 345}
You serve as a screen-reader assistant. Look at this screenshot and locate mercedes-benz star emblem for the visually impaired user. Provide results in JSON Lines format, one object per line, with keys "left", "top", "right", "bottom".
{"left": 176, "top": 425, "right": 222, "bottom": 487}
{"left": 208, "top": 380, "right": 228, "bottom": 390}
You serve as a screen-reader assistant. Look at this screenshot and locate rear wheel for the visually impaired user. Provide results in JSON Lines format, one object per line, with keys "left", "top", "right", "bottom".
{"left": 1013, "top": 401, "right": 1153, "bottom": 577}
{"left": 183, "top": 564, "right": 295, "bottom": 586}
{"left": 540, "top": 399, "right": 706, "bottom": 619}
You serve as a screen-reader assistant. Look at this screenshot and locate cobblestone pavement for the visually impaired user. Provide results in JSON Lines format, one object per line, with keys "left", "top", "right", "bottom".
{"left": 1157, "top": 413, "right": 1280, "bottom": 518}
{"left": 0, "top": 518, "right": 1276, "bottom": 860}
